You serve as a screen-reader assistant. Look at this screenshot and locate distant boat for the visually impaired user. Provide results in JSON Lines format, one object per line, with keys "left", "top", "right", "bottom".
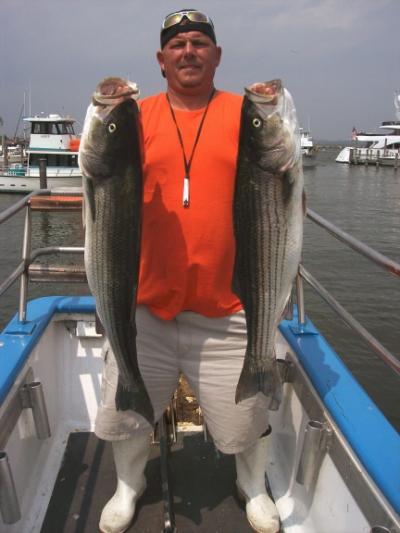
{"left": 0, "top": 114, "right": 81, "bottom": 193}
{"left": 336, "top": 91, "right": 400, "bottom": 164}
{"left": 0, "top": 145, "right": 26, "bottom": 166}
{"left": 300, "top": 128, "right": 316, "bottom": 167}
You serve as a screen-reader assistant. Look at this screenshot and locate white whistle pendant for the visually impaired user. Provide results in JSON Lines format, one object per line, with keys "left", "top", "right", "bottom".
{"left": 183, "top": 176, "right": 190, "bottom": 208}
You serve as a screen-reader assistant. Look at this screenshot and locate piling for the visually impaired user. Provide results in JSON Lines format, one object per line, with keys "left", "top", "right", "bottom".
{"left": 39, "top": 158, "right": 47, "bottom": 189}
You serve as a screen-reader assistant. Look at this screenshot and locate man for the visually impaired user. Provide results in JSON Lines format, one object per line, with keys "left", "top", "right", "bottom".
{"left": 96, "top": 9, "right": 280, "bottom": 533}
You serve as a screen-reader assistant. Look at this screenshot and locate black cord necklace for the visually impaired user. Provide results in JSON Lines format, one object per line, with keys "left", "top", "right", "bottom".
{"left": 166, "top": 88, "right": 216, "bottom": 208}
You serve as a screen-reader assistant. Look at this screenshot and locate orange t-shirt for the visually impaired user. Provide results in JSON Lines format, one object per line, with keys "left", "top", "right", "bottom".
{"left": 137, "top": 91, "right": 243, "bottom": 320}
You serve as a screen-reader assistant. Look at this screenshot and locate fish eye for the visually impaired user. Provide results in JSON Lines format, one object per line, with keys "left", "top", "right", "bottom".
{"left": 108, "top": 123, "right": 117, "bottom": 133}
{"left": 252, "top": 118, "right": 262, "bottom": 128}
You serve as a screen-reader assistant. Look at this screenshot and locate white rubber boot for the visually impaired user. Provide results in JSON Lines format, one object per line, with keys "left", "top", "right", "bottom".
{"left": 235, "top": 434, "right": 280, "bottom": 533}
{"left": 99, "top": 432, "right": 151, "bottom": 533}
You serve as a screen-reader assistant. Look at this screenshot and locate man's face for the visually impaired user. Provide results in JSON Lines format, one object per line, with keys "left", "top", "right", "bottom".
{"left": 157, "top": 31, "right": 222, "bottom": 92}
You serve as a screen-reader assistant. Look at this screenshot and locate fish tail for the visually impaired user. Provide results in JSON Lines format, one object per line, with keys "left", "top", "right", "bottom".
{"left": 235, "top": 359, "right": 282, "bottom": 406}
{"left": 115, "top": 377, "right": 155, "bottom": 427}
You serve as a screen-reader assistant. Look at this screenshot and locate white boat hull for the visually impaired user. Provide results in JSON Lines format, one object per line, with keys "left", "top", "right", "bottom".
{"left": 0, "top": 175, "right": 82, "bottom": 193}
{"left": 0, "top": 309, "right": 103, "bottom": 532}
{"left": 335, "top": 147, "right": 351, "bottom": 163}
{"left": 336, "top": 146, "right": 400, "bottom": 165}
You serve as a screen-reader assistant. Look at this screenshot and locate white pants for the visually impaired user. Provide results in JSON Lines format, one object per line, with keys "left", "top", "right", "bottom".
{"left": 95, "top": 306, "right": 270, "bottom": 454}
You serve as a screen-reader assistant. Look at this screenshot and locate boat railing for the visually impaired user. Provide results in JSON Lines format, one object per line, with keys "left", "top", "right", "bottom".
{"left": 47, "top": 168, "right": 80, "bottom": 177}
{"left": 296, "top": 209, "right": 400, "bottom": 376}
{"left": 349, "top": 147, "right": 400, "bottom": 167}
{"left": 0, "top": 190, "right": 85, "bottom": 323}
{"left": 0, "top": 191, "right": 399, "bottom": 377}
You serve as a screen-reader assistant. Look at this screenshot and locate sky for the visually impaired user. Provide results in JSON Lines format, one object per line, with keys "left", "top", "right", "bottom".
{"left": 0, "top": 0, "right": 399, "bottom": 141}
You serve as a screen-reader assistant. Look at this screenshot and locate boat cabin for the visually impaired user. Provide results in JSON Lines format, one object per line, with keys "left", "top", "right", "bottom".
{"left": 24, "top": 114, "right": 78, "bottom": 149}
{"left": 22, "top": 114, "right": 81, "bottom": 178}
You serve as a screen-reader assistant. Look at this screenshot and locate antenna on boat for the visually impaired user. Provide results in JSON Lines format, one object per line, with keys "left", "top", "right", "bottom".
{"left": 23, "top": 91, "right": 29, "bottom": 142}
{"left": 394, "top": 90, "right": 400, "bottom": 121}
{"left": 28, "top": 80, "right": 32, "bottom": 117}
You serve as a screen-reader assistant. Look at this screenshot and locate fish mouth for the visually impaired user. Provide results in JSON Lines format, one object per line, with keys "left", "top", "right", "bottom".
{"left": 93, "top": 77, "right": 140, "bottom": 106}
{"left": 245, "top": 79, "right": 282, "bottom": 105}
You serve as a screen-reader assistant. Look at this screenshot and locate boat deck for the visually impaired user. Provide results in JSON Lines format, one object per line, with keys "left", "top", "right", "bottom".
{"left": 41, "top": 431, "right": 256, "bottom": 533}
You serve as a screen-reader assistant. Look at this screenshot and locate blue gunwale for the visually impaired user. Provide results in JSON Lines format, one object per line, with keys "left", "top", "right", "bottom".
{"left": 0, "top": 296, "right": 95, "bottom": 405}
{"left": 0, "top": 297, "right": 399, "bottom": 515}
{"left": 279, "top": 308, "right": 400, "bottom": 516}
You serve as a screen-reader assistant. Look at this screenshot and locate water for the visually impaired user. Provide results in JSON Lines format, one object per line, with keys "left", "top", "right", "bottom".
{"left": 0, "top": 147, "right": 399, "bottom": 431}
{"left": 0, "top": 196, "right": 88, "bottom": 323}
{"left": 302, "top": 149, "right": 400, "bottom": 431}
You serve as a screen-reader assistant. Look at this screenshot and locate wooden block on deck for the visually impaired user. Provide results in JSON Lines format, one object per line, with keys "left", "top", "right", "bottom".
{"left": 28, "top": 195, "right": 83, "bottom": 211}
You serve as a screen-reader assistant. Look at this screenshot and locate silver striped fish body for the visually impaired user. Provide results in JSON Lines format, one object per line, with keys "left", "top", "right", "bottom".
{"left": 79, "top": 77, "right": 154, "bottom": 425}
{"left": 233, "top": 79, "right": 304, "bottom": 406}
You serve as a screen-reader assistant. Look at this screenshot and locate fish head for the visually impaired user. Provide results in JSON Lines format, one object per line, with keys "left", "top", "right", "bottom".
{"left": 79, "top": 77, "right": 141, "bottom": 181}
{"left": 242, "top": 79, "right": 301, "bottom": 173}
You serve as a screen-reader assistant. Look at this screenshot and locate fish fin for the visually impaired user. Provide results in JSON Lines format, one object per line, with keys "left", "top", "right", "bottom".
{"left": 95, "top": 310, "right": 105, "bottom": 335}
{"left": 235, "top": 358, "right": 282, "bottom": 407}
{"left": 129, "top": 299, "right": 137, "bottom": 327}
{"left": 84, "top": 177, "right": 96, "bottom": 222}
{"left": 231, "top": 254, "right": 244, "bottom": 301}
{"left": 115, "top": 377, "right": 155, "bottom": 427}
{"left": 281, "top": 290, "right": 293, "bottom": 320}
{"left": 231, "top": 269, "right": 242, "bottom": 300}
{"left": 280, "top": 286, "right": 296, "bottom": 321}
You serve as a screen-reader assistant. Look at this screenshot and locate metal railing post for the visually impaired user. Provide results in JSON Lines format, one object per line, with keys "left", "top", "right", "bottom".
{"left": 18, "top": 205, "right": 32, "bottom": 323}
{"left": 296, "top": 267, "right": 306, "bottom": 329}
{"left": 0, "top": 452, "right": 21, "bottom": 524}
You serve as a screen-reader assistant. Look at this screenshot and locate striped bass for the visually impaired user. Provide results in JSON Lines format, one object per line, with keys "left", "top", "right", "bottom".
{"left": 233, "top": 79, "right": 304, "bottom": 406}
{"left": 79, "top": 77, "right": 154, "bottom": 426}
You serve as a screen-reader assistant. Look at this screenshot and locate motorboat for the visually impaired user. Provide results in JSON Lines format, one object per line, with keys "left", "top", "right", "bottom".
{"left": 0, "top": 114, "right": 81, "bottom": 193}
{"left": 336, "top": 91, "right": 400, "bottom": 164}
{"left": 335, "top": 123, "right": 400, "bottom": 164}
{"left": 0, "top": 191, "right": 399, "bottom": 532}
{"left": 300, "top": 128, "right": 316, "bottom": 168}
{"left": 0, "top": 146, "right": 26, "bottom": 167}
{"left": 300, "top": 128, "right": 315, "bottom": 157}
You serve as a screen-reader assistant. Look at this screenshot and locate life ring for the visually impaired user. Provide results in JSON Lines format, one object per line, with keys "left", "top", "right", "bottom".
{"left": 69, "top": 138, "right": 80, "bottom": 151}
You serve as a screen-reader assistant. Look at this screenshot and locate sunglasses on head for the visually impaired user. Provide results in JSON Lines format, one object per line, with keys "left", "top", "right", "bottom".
{"left": 161, "top": 10, "right": 214, "bottom": 30}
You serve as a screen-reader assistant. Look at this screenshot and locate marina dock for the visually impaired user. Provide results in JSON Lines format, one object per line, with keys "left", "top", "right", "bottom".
{"left": 348, "top": 147, "right": 400, "bottom": 168}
